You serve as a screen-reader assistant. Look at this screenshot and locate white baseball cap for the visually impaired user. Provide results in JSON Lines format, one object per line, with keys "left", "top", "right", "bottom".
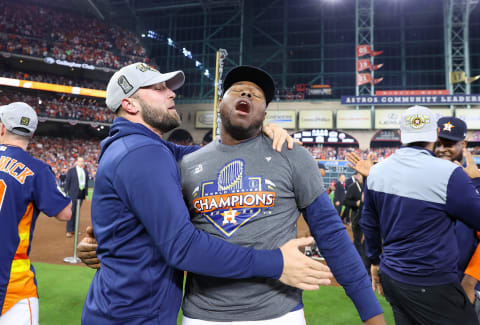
{"left": 400, "top": 105, "right": 438, "bottom": 144}
{"left": 0, "top": 102, "right": 38, "bottom": 137}
{"left": 106, "top": 62, "right": 185, "bottom": 112}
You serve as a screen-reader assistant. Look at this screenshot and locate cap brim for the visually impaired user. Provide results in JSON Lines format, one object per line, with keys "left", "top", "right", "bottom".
{"left": 438, "top": 133, "right": 465, "bottom": 142}
{"left": 223, "top": 66, "right": 275, "bottom": 104}
{"left": 401, "top": 130, "right": 437, "bottom": 144}
{"left": 142, "top": 70, "right": 185, "bottom": 91}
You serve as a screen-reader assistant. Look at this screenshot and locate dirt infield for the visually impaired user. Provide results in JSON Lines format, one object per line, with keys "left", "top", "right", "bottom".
{"left": 30, "top": 200, "right": 93, "bottom": 266}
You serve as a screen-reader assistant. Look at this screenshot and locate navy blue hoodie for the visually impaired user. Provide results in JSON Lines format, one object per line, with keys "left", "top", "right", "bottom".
{"left": 81, "top": 118, "right": 282, "bottom": 324}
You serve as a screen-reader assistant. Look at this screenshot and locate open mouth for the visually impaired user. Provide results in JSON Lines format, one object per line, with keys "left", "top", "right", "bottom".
{"left": 235, "top": 100, "right": 251, "bottom": 114}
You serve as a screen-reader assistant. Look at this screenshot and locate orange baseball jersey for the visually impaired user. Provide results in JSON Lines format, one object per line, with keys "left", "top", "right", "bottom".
{"left": 0, "top": 145, "right": 70, "bottom": 315}
{"left": 464, "top": 232, "right": 480, "bottom": 281}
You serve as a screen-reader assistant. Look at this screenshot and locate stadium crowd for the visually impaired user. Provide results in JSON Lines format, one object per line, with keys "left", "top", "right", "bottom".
{"left": 305, "top": 146, "right": 399, "bottom": 161}
{"left": 0, "top": 90, "right": 113, "bottom": 123}
{"left": 28, "top": 136, "right": 100, "bottom": 183}
{"left": 0, "top": 0, "right": 149, "bottom": 69}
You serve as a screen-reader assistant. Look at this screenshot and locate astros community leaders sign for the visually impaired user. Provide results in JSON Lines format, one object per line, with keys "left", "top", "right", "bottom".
{"left": 341, "top": 95, "right": 480, "bottom": 106}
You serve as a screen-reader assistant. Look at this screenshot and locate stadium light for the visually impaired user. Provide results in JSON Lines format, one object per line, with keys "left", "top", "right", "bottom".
{"left": 141, "top": 34, "right": 145, "bottom": 38}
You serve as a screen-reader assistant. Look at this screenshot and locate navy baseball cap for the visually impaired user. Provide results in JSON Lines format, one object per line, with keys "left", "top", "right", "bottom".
{"left": 438, "top": 116, "right": 467, "bottom": 142}
{"left": 223, "top": 66, "right": 275, "bottom": 105}
{"left": 317, "top": 161, "right": 328, "bottom": 170}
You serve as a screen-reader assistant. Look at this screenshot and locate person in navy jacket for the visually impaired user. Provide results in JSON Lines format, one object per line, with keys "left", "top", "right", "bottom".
{"left": 362, "top": 106, "right": 480, "bottom": 325}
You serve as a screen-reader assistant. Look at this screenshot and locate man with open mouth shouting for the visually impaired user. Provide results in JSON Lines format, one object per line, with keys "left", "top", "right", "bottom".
{"left": 179, "top": 66, "right": 385, "bottom": 325}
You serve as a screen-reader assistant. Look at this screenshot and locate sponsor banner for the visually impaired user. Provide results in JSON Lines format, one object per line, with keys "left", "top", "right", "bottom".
{"left": 341, "top": 95, "right": 480, "bottom": 106}
{"left": 336, "top": 110, "right": 371, "bottom": 129}
{"left": 54, "top": 59, "right": 95, "bottom": 70}
{"left": 456, "top": 109, "right": 480, "bottom": 130}
{"left": 265, "top": 110, "right": 296, "bottom": 129}
{"left": 195, "top": 111, "right": 214, "bottom": 128}
{"left": 375, "top": 109, "right": 403, "bottom": 129}
{"left": 298, "top": 111, "right": 333, "bottom": 129}
{"left": 376, "top": 90, "right": 450, "bottom": 96}
{"left": 0, "top": 77, "right": 106, "bottom": 98}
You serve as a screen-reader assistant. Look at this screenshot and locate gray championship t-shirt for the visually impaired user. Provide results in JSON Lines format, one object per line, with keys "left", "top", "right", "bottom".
{"left": 179, "top": 134, "right": 325, "bottom": 321}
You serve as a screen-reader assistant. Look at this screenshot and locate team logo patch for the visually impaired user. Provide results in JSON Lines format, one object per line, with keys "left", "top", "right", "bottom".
{"left": 135, "top": 63, "right": 158, "bottom": 73}
{"left": 406, "top": 114, "right": 430, "bottom": 129}
{"left": 443, "top": 121, "right": 455, "bottom": 132}
{"left": 117, "top": 75, "right": 133, "bottom": 94}
{"left": 192, "top": 159, "right": 276, "bottom": 238}
{"left": 20, "top": 117, "right": 30, "bottom": 126}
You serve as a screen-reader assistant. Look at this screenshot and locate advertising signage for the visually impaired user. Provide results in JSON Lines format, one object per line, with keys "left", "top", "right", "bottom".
{"left": 341, "top": 95, "right": 480, "bottom": 106}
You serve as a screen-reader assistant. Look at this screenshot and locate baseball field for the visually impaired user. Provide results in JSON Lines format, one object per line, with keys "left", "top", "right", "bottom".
{"left": 30, "top": 198, "right": 395, "bottom": 324}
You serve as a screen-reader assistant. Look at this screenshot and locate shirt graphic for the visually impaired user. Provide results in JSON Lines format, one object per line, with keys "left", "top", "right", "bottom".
{"left": 192, "top": 159, "right": 276, "bottom": 238}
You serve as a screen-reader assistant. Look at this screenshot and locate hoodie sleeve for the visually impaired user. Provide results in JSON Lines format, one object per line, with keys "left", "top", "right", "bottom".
{"left": 112, "top": 143, "right": 283, "bottom": 279}
{"left": 302, "top": 192, "right": 383, "bottom": 321}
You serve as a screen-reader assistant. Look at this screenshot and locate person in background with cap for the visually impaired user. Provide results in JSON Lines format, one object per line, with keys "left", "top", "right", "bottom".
{"left": 435, "top": 116, "right": 480, "bottom": 321}
{"left": 317, "top": 161, "right": 327, "bottom": 177}
{"left": 81, "top": 62, "right": 332, "bottom": 325}
{"left": 0, "top": 102, "right": 71, "bottom": 325}
{"left": 179, "top": 65, "right": 385, "bottom": 324}
{"left": 361, "top": 105, "right": 480, "bottom": 324}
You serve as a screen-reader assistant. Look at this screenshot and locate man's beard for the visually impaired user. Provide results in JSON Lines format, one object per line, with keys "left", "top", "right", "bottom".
{"left": 220, "top": 110, "right": 263, "bottom": 141}
{"left": 140, "top": 99, "right": 180, "bottom": 133}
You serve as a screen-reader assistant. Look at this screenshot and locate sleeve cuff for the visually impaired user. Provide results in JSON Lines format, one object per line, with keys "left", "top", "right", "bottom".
{"left": 347, "top": 285, "right": 384, "bottom": 321}
{"left": 252, "top": 248, "right": 283, "bottom": 279}
{"left": 473, "top": 177, "right": 480, "bottom": 188}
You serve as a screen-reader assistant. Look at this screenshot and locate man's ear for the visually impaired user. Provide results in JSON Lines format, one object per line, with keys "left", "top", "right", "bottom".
{"left": 120, "top": 98, "right": 139, "bottom": 115}
{"left": 462, "top": 140, "right": 467, "bottom": 149}
{"left": 217, "top": 99, "right": 223, "bottom": 112}
{"left": 0, "top": 123, "right": 6, "bottom": 137}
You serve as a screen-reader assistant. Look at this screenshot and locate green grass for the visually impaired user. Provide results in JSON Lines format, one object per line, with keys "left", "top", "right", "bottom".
{"left": 87, "top": 187, "right": 93, "bottom": 200}
{"left": 35, "top": 263, "right": 394, "bottom": 324}
{"left": 35, "top": 263, "right": 96, "bottom": 325}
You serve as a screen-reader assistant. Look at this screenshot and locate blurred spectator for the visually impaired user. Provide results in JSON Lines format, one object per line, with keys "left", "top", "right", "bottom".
{"left": 167, "top": 129, "right": 194, "bottom": 146}
{"left": 304, "top": 145, "right": 399, "bottom": 161}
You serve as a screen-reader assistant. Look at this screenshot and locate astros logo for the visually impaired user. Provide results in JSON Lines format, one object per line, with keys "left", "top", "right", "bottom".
{"left": 192, "top": 159, "right": 276, "bottom": 238}
{"left": 406, "top": 114, "right": 430, "bottom": 129}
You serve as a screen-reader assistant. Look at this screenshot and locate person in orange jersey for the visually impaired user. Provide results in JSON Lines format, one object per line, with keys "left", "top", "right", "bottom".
{"left": 0, "top": 102, "right": 71, "bottom": 325}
